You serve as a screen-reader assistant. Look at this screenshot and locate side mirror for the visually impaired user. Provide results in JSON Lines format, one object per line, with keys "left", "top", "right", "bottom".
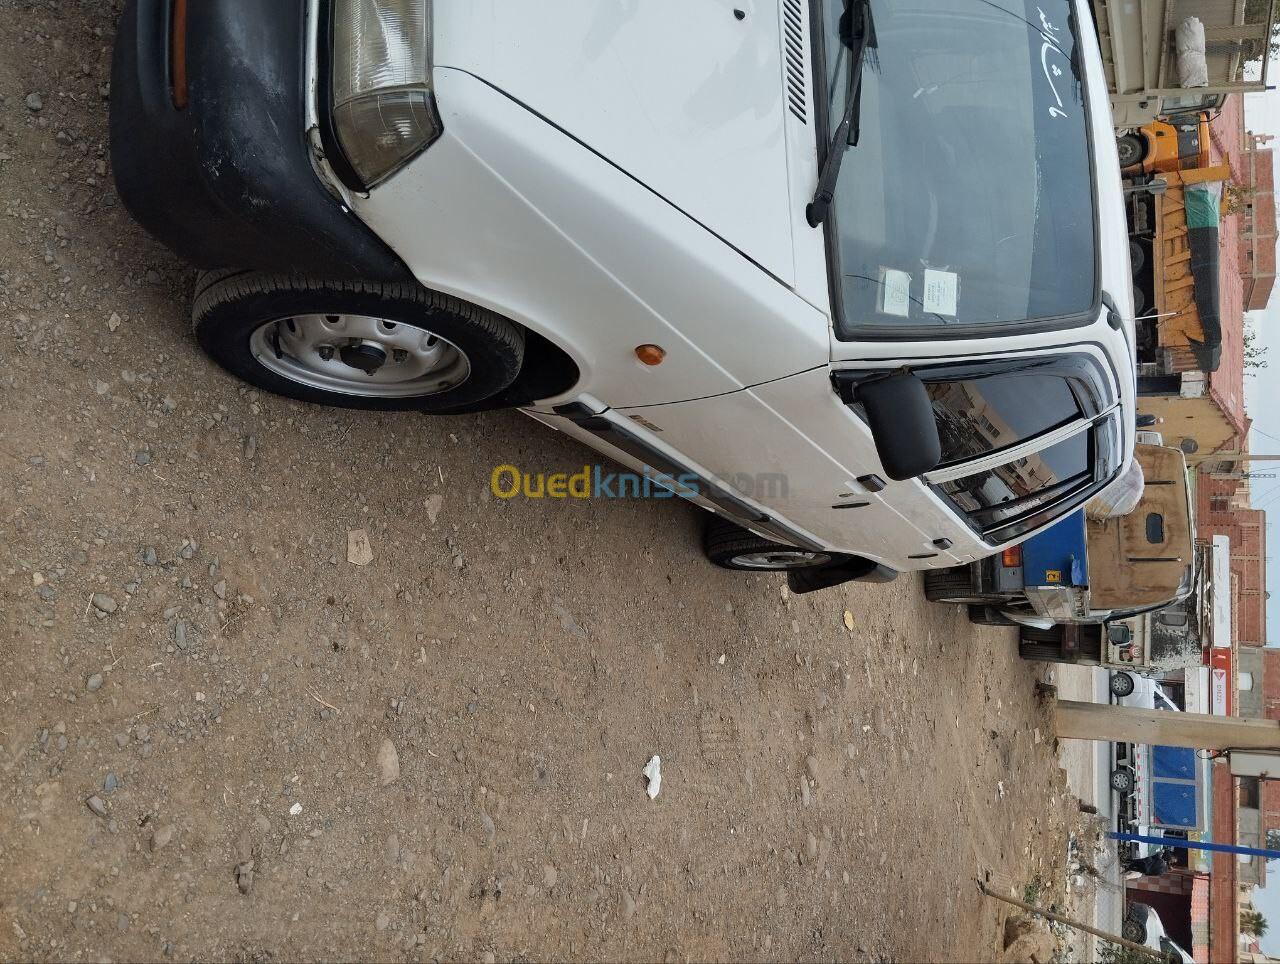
{"left": 855, "top": 371, "right": 942, "bottom": 481}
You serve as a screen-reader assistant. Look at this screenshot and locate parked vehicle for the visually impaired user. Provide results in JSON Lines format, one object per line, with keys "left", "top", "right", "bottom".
{"left": 110, "top": 0, "right": 1136, "bottom": 589}
{"left": 924, "top": 443, "right": 1192, "bottom": 627}
{"left": 1088, "top": 0, "right": 1277, "bottom": 129}
{"left": 1123, "top": 902, "right": 1195, "bottom": 962}
{"left": 1116, "top": 112, "right": 1211, "bottom": 176}
{"left": 1127, "top": 164, "right": 1231, "bottom": 376}
{"left": 1017, "top": 539, "right": 1215, "bottom": 670}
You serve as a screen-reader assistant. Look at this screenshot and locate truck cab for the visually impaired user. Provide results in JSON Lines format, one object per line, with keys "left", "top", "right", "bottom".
{"left": 1117, "top": 112, "right": 1211, "bottom": 177}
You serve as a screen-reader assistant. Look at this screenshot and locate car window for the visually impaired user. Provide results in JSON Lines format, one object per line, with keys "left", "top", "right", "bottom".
{"left": 928, "top": 370, "right": 1084, "bottom": 467}
{"left": 820, "top": 0, "right": 1097, "bottom": 336}
{"left": 936, "top": 428, "right": 1091, "bottom": 526}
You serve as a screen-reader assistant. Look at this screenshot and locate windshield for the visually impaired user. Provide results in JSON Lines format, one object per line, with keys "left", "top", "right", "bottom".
{"left": 817, "top": 0, "right": 1098, "bottom": 336}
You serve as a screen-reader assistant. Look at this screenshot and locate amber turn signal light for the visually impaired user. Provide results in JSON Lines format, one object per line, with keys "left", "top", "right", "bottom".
{"left": 1001, "top": 546, "right": 1022, "bottom": 568}
{"left": 635, "top": 344, "right": 666, "bottom": 366}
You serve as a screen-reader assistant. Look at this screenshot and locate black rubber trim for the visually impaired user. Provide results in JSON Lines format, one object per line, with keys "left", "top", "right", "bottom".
{"left": 109, "top": 0, "right": 415, "bottom": 281}
{"left": 559, "top": 408, "right": 824, "bottom": 551}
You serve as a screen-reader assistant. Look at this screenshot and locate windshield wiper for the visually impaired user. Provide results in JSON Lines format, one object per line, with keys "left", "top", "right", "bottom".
{"left": 806, "top": 0, "right": 877, "bottom": 227}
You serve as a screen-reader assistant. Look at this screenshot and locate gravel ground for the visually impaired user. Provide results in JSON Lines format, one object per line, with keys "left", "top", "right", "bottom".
{"left": 1, "top": 3, "right": 1084, "bottom": 960}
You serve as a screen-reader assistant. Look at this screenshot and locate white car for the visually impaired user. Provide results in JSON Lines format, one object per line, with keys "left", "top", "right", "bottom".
{"left": 1123, "top": 903, "right": 1194, "bottom": 963}
{"left": 110, "top": 0, "right": 1136, "bottom": 590}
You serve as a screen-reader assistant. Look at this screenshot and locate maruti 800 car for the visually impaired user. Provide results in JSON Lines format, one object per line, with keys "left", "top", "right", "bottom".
{"left": 110, "top": 0, "right": 1137, "bottom": 592}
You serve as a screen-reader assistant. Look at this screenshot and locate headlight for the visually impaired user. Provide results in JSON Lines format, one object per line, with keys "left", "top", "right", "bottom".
{"left": 332, "top": 0, "right": 441, "bottom": 189}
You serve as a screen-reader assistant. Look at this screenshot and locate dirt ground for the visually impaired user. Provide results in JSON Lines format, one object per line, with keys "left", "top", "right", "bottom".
{"left": 1, "top": 3, "right": 1083, "bottom": 961}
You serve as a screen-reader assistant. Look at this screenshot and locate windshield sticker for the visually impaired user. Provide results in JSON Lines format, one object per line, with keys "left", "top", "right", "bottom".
{"left": 878, "top": 268, "right": 912, "bottom": 317}
{"left": 923, "top": 269, "right": 959, "bottom": 317}
{"left": 1037, "top": 7, "right": 1070, "bottom": 119}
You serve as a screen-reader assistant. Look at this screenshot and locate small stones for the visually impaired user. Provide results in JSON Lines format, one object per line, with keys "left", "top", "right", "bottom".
{"left": 90, "top": 593, "right": 117, "bottom": 614}
{"left": 85, "top": 795, "right": 108, "bottom": 818}
{"left": 377, "top": 738, "right": 400, "bottom": 786}
{"left": 103, "top": 772, "right": 120, "bottom": 793}
{"left": 25, "top": 92, "right": 43, "bottom": 111}
{"left": 85, "top": 673, "right": 104, "bottom": 692}
{"left": 141, "top": 547, "right": 157, "bottom": 566}
{"left": 134, "top": 450, "right": 152, "bottom": 466}
{"left": 213, "top": 580, "right": 227, "bottom": 600}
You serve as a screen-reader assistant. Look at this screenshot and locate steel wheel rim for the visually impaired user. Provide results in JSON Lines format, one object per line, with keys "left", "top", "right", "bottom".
{"left": 730, "top": 550, "right": 834, "bottom": 570}
{"left": 249, "top": 314, "right": 471, "bottom": 398}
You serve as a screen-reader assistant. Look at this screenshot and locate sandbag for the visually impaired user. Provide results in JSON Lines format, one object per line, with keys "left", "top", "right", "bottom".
{"left": 1175, "top": 18, "right": 1209, "bottom": 88}
{"left": 1086, "top": 458, "right": 1146, "bottom": 520}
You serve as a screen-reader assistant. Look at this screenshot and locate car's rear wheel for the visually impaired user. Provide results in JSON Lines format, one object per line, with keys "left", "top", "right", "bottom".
{"left": 1110, "top": 672, "right": 1137, "bottom": 698}
{"left": 1121, "top": 918, "right": 1146, "bottom": 944}
{"left": 704, "top": 517, "right": 841, "bottom": 572}
{"left": 193, "top": 271, "right": 525, "bottom": 412}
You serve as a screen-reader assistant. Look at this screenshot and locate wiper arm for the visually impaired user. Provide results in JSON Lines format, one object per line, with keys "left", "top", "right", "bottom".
{"left": 806, "top": 0, "right": 877, "bottom": 227}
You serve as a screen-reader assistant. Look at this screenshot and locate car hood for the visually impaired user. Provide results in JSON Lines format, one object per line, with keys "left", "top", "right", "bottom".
{"left": 431, "top": 0, "right": 798, "bottom": 283}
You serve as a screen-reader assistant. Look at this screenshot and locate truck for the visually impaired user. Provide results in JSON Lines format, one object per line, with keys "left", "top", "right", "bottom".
{"left": 1089, "top": 0, "right": 1278, "bottom": 129}
{"left": 923, "top": 442, "right": 1195, "bottom": 630}
{"left": 1117, "top": 111, "right": 1211, "bottom": 177}
{"left": 1016, "top": 537, "right": 1216, "bottom": 676}
{"left": 108, "top": 0, "right": 1139, "bottom": 591}
{"left": 1126, "top": 164, "right": 1230, "bottom": 386}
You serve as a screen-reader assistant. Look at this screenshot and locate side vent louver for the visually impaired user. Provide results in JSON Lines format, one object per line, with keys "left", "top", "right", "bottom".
{"left": 782, "top": 0, "right": 807, "bottom": 124}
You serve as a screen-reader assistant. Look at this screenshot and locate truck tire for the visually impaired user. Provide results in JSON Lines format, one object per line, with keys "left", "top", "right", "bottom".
{"left": 1122, "top": 919, "right": 1146, "bottom": 944}
{"left": 1018, "top": 641, "right": 1065, "bottom": 662}
{"left": 922, "top": 567, "right": 985, "bottom": 604}
{"left": 967, "top": 605, "right": 1015, "bottom": 627}
{"left": 192, "top": 271, "right": 525, "bottom": 412}
{"left": 1117, "top": 134, "right": 1147, "bottom": 169}
{"left": 1132, "top": 286, "right": 1147, "bottom": 316}
{"left": 1111, "top": 768, "right": 1136, "bottom": 793}
{"left": 1129, "top": 240, "right": 1146, "bottom": 274}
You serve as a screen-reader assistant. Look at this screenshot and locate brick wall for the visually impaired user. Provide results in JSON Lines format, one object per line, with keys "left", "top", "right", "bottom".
{"left": 1196, "top": 476, "right": 1267, "bottom": 646}
{"left": 1211, "top": 764, "right": 1238, "bottom": 964}
{"left": 1241, "top": 141, "right": 1277, "bottom": 312}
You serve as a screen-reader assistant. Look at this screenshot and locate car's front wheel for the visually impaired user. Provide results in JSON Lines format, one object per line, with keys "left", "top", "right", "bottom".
{"left": 704, "top": 517, "right": 841, "bottom": 572}
{"left": 193, "top": 271, "right": 525, "bottom": 412}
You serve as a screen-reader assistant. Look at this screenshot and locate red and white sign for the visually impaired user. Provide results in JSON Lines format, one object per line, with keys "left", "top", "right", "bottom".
{"left": 1211, "top": 667, "right": 1229, "bottom": 716}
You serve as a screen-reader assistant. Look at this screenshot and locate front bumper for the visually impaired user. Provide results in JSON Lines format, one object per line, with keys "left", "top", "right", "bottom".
{"left": 109, "top": 0, "right": 413, "bottom": 281}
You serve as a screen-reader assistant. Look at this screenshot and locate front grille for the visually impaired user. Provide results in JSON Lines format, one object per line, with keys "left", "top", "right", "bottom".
{"left": 782, "top": 0, "right": 808, "bottom": 123}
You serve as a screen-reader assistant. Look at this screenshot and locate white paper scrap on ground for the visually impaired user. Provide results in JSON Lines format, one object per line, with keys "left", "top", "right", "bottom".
{"left": 922, "top": 269, "right": 959, "bottom": 316}
{"left": 347, "top": 529, "right": 374, "bottom": 567}
{"left": 643, "top": 755, "right": 662, "bottom": 799}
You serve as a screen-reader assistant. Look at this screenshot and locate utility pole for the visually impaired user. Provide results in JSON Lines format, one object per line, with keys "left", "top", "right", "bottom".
{"left": 1055, "top": 700, "right": 1280, "bottom": 750}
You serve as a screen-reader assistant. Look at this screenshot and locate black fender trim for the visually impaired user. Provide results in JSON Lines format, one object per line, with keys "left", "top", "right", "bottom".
{"left": 787, "top": 560, "right": 899, "bottom": 595}
{"left": 109, "top": 0, "right": 415, "bottom": 282}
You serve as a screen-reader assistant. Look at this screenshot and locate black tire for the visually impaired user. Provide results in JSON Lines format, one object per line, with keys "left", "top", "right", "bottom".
{"left": 922, "top": 566, "right": 984, "bottom": 604}
{"left": 1129, "top": 240, "right": 1147, "bottom": 274}
{"left": 1021, "top": 626, "right": 1065, "bottom": 645}
{"left": 967, "top": 605, "right": 1016, "bottom": 627}
{"left": 1121, "top": 919, "right": 1146, "bottom": 944}
{"left": 1117, "top": 134, "right": 1147, "bottom": 169}
{"left": 1110, "top": 672, "right": 1137, "bottom": 698}
{"left": 703, "top": 516, "right": 842, "bottom": 572}
{"left": 1111, "top": 768, "right": 1136, "bottom": 793}
{"left": 1132, "top": 286, "right": 1147, "bottom": 316}
{"left": 192, "top": 271, "right": 525, "bottom": 412}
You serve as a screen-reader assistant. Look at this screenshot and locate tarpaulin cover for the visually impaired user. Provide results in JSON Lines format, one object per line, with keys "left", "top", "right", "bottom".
{"left": 1184, "top": 184, "right": 1222, "bottom": 372}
